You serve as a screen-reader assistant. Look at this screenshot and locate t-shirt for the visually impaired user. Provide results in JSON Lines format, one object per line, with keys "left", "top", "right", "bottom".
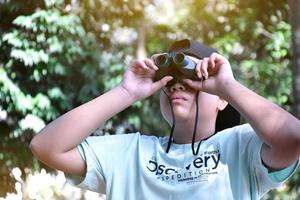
{"left": 66, "top": 124, "right": 299, "bottom": 200}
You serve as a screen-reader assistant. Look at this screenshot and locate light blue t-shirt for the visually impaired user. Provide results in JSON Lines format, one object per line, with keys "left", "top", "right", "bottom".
{"left": 66, "top": 124, "right": 298, "bottom": 200}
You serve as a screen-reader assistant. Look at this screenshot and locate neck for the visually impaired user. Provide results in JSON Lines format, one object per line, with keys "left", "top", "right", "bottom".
{"left": 172, "top": 118, "right": 216, "bottom": 144}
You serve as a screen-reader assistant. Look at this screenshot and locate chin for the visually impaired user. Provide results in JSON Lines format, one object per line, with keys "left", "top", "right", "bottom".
{"left": 167, "top": 108, "right": 190, "bottom": 123}
{"left": 160, "top": 103, "right": 193, "bottom": 125}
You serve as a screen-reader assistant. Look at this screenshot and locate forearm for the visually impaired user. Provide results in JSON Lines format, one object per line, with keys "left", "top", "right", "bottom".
{"left": 30, "top": 85, "right": 135, "bottom": 155}
{"left": 189, "top": 52, "right": 300, "bottom": 168}
{"left": 221, "top": 80, "right": 300, "bottom": 151}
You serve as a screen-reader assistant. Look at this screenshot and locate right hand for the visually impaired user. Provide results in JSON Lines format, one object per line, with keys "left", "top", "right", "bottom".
{"left": 183, "top": 53, "right": 235, "bottom": 97}
{"left": 120, "top": 58, "right": 173, "bottom": 101}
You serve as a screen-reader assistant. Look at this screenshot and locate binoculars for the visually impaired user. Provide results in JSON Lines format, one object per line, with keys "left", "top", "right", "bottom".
{"left": 152, "top": 52, "right": 200, "bottom": 86}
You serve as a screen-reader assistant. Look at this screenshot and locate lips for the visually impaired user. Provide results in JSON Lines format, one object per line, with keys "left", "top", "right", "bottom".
{"left": 170, "top": 95, "right": 187, "bottom": 102}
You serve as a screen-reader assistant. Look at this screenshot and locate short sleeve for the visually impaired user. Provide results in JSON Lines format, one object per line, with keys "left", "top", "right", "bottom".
{"left": 65, "top": 133, "right": 140, "bottom": 193}
{"left": 248, "top": 134, "right": 281, "bottom": 192}
{"left": 268, "top": 160, "right": 299, "bottom": 182}
{"left": 240, "top": 124, "right": 299, "bottom": 195}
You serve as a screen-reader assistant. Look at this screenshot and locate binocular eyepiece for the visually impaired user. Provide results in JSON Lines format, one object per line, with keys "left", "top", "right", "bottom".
{"left": 155, "top": 52, "right": 191, "bottom": 68}
{"left": 153, "top": 52, "right": 199, "bottom": 86}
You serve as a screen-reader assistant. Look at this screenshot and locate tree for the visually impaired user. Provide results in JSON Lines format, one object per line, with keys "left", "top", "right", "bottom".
{"left": 1, "top": 0, "right": 299, "bottom": 198}
{"left": 289, "top": 0, "right": 300, "bottom": 118}
{"left": 0, "top": 0, "right": 103, "bottom": 195}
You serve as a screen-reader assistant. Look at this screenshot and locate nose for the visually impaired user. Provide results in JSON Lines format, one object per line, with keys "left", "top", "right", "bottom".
{"left": 169, "top": 82, "right": 186, "bottom": 93}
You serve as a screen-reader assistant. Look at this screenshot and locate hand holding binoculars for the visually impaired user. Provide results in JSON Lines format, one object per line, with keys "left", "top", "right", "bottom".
{"left": 152, "top": 52, "right": 201, "bottom": 86}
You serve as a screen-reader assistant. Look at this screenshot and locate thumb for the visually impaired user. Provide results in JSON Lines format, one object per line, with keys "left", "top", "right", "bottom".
{"left": 182, "top": 79, "right": 204, "bottom": 91}
{"left": 151, "top": 76, "right": 173, "bottom": 93}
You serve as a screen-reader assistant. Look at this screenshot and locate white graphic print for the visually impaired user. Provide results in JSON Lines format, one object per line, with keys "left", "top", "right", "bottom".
{"left": 146, "top": 149, "right": 220, "bottom": 184}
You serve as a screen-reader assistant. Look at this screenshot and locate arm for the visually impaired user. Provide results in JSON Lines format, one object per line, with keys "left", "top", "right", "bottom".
{"left": 30, "top": 86, "right": 135, "bottom": 175}
{"left": 221, "top": 79, "right": 300, "bottom": 169}
{"left": 184, "top": 53, "right": 300, "bottom": 169}
{"left": 30, "top": 58, "right": 172, "bottom": 176}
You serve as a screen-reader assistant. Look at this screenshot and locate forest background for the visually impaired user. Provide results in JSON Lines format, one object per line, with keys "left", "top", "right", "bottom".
{"left": 1, "top": 0, "right": 300, "bottom": 199}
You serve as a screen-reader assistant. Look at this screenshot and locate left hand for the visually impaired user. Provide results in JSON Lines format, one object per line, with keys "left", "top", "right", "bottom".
{"left": 183, "top": 52, "right": 236, "bottom": 97}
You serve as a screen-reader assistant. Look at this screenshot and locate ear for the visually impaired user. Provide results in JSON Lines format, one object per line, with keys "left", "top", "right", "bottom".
{"left": 217, "top": 97, "right": 228, "bottom": 111}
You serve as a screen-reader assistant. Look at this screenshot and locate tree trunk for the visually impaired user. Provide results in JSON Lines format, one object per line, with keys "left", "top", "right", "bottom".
{"left": 289, "top": 0, "right": 300, "bottom": 118}
{"left": 136, "top": 19, "right": 146, "bottom": 59}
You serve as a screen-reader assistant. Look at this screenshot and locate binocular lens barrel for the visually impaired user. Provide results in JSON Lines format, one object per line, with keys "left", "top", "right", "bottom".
{"left": 173, "top": 53, "right": 185, "bottom": 65}
{"left": 153, "top": 52, "right": 197, "bottom": 83}
{"left": 173, "top": 52, "right": 188, "bottom": 67}
{"left": 155, "top": 52, "right": 188, "bottom": 67}
{"left": 156, "top": 54, "right": 169, "bottom": 66}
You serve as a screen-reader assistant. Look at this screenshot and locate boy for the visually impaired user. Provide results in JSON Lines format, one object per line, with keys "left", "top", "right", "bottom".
{"left": 30, "top": 39, "right": 300, "bottom": 199}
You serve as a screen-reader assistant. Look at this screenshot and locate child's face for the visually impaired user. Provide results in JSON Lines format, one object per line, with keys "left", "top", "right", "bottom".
{"left": 158, "top": 55, "right": 222, "bottom": 126}
{"left": 159, "top": 82, "right": 220, "bottom": 125}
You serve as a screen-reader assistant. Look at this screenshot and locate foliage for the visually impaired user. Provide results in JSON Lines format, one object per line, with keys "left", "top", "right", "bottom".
{"left": 0, "top": 0, "right": 101, "bottom": 196}
{"left": 0, "top": 0, "right": 299, "bottom": 198}
{"left": 0, "top": 168, "right": 105, "bottom": 200}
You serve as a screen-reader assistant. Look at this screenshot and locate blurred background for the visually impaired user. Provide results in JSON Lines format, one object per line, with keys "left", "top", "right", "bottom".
{"left": 0, "top": 0, "right": 300, "bottom": 199}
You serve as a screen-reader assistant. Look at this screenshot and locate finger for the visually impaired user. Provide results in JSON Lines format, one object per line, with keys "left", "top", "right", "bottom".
{"left": 142, "top": 59, "right": 157, "bottom": 78}
{"left": 152, "top": 76, "right": 173, "bottom": 92}
{"left": 188, "top": 56, "right": 200, "bottom": 63}
{"left": 195, "top": 60, "right": 203, "bottom": 80}
{"left": 211, "top": 52, "right": 228, "bottom": 66}
{"left": 133, "top": 59, "right": 149, "bottom": 70}
{"left": 128, "top": 61, "right": 139, "bottom": 73}
{"left": 201, "top": 58, "right": 209, "bottom": 79}
{"left": 182, "top": 79, "right": 203, "bottom": 91}
{"left": 209, "top": 53, "right": 224, "bottom": 75}
{"left": 211, "top": 52, "right": 224, "bottom": 61}
{"left": 144, "top": 58, "right": 158, "bottom": 71}
{"left": 208, "top": 54, "right": 216, "bottom": 74}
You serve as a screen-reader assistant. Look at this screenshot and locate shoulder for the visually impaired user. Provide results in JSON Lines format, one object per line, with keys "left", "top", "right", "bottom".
{"left": 84, "top": 132, "right": 165, "bottom": 148}
{"left": 139, "top": 134, "right": 168, "bottom": 147}
{"left": 213, "top": 123, "right": 259, "bottom": 149}
{"left": 216, "top": 123, "right": 255, "bottom": 138}
{"left": 80, "top": 132, "right": 143, "bottom": 152}
{"left": 220, "top": 123, "right": 254, "bottom": 133}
